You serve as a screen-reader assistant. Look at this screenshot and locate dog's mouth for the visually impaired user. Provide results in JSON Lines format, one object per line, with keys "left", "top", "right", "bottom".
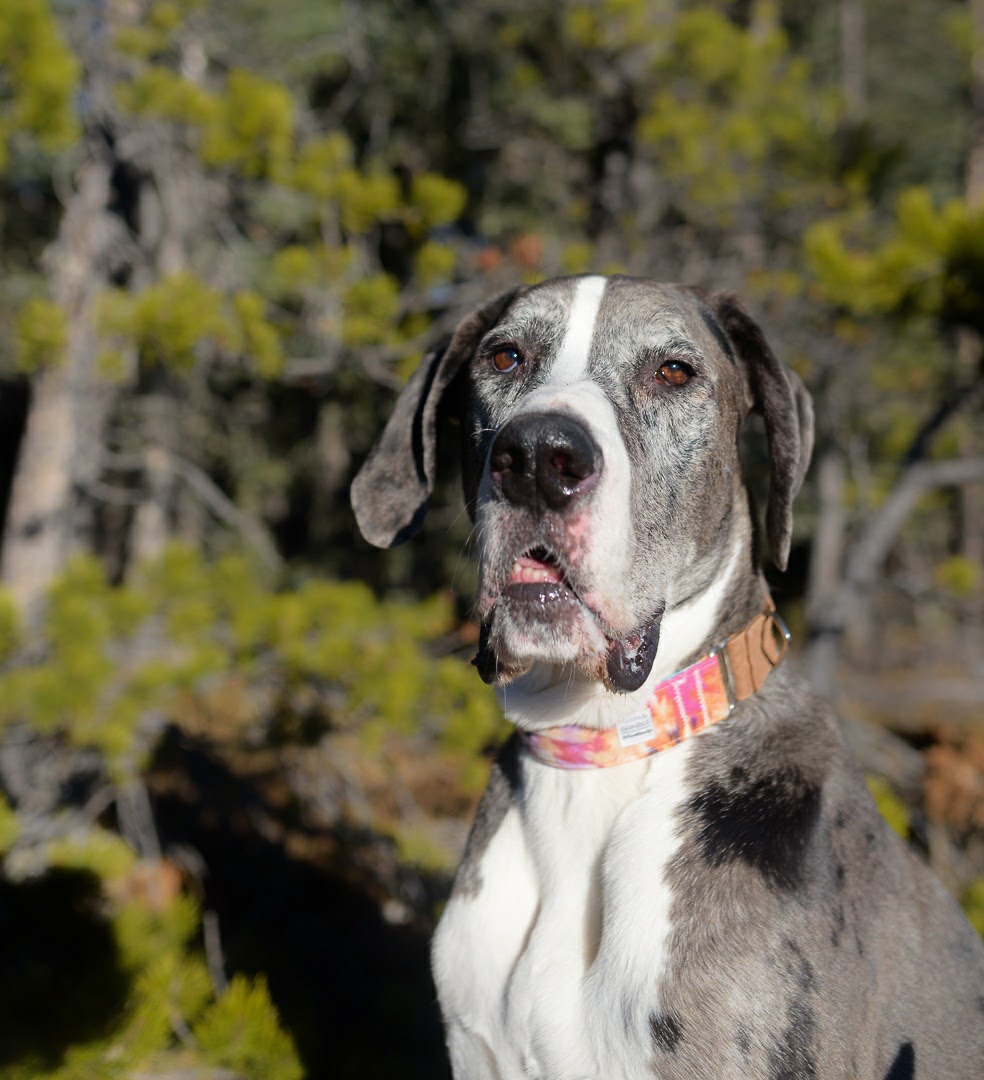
{"left": 504, "top": 548, "right": 579, "bottom": 602}
{"left": 478, "top": 547, "right": 663, "bottom": 694}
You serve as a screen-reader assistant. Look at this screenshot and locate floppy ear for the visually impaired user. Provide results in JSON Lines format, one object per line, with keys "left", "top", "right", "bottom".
{"left": 351, "top": 287, "right": 521, "bottom": 548}
{"left": 711, "top": 293, "right": 814, "bottom": 571}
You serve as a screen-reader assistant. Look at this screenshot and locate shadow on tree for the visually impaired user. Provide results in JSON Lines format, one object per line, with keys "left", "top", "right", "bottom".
{"left": 148, "top": 725, "right": 451, "bottom": 1080}
{"left": 0, "top": 868, "right": 129, "bottom": 1068}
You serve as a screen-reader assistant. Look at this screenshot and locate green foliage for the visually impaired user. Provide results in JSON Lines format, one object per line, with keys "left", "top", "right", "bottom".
{"left": 408, "top": 172, "right": 469, "bottom": 234}
{"left": 342, "top": 273, "right": 402, "bottom": 346}
{"left": 805, "top": 187, "right": 984, "bottom": 330}
{"left": 0, "top": 793, "right": 19, "bottom": 855}
{"left": 234, "top": 289, "right": 285, "bottom": 377}
{"left": 636, "top": 3, "right": 839, "bottom": 221}
{"left": 13, "top": 295, "right": 68, "bottom": 372}
{"left": 390, "top": 823, "right": 456, "bottom": 873}
{"left": 933, "top": 555, "right": 983, "bottom": 598}
{"left": 334, "top": 167, "right": 402, "bottom": 233}
{"left": 866, "top": 775, "right": 910, "bottom": 839}
{"left": 116, "top": 65, "right": 216, "bottom": 124}
{"left": 119, "top": 58, "right": 297, "bottom": 185}
{"left": 200, "top": 68, "right": 296, "bottom": 180}
{"left": 12, "top": 829, "right": 299, "bottom": 1078}
{"left": 96, "top": 270, "right": 288, "bottom": 377}
{"left": 114, "top": 0, "right": 203, "bottom": 59}
{"left": 963, "top": 877, "right": 984, "bottom": 937}
{"left": 414, "top": 240, "right": 457, "bottom": 286}
{"left": 0, "top": 0, "right": 80, "bottom": 168}
{"left": 193, "top": 974, "right": 303, "bottom": 1080}
{"left": 290, "top": 131, "right": 354, "bottom": 199}
{"left": 0, "top": 588, "right": 20, "bottom": 661}
{"left": 46, "top": 829, "right": 138, "bottom": 881}
{"left": 0, "top": 545, "right": 499, "bottom": 776}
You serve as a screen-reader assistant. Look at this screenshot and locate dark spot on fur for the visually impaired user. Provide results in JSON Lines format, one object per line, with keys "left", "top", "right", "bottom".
{"left": 883, "top": 1041, "right": 915, "bottom": 1080}
{"left": 835, "top": 809, "right": 848, "bottom": 829}
{"left": 730, "top": 765, "right": 748, "bottom": 784}
{"left": 780, "top": 940, "right": 817, "bottom": 992}
{"left": 831, "top": 904, "right": 846, "bottom": 947}
{"left": 649, "top": 1012, "right": 682, "bottom": 1053}
{"left": 689, "top": 770, "right": 822, "bottom": 892}
{"left": 767, "top": 997, "right": 817, "bottom": 1080}
{"left": 450, "top": 736, "right": 520, "bottom": 898}
{"left": 835, "top": 863, "right": 846, "bottom": 889}
{"left": 977, "top": 994, "right": 984, "bottom": 1015}
{"left": 735, "top": 1025, "right": 751, "bottom": 1056}
{"left": 767, "top": 942, "right": 819, "bottom": 1079}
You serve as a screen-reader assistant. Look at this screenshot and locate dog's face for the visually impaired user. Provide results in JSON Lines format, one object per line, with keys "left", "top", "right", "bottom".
{"left": 352, "top": 276, "right": 812, "bottom": 693}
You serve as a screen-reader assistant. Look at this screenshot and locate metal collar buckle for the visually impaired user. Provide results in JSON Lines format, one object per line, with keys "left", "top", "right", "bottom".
{"left": 710, "top": 608, "right": 792, "bottom": 713}
{"left": 766, "top": 609, "right": 792, "bottom": 663}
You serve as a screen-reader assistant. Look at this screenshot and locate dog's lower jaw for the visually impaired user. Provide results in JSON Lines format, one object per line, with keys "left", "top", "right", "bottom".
{"left": 472, "top": 620, "right": 532, "bottom": 685}
{"left": 475, "top": 594, "right": 605, "bottom": 683}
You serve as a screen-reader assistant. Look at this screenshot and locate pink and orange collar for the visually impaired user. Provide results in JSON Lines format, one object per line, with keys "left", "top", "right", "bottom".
{"left": 520, "top": 603, "right": 790, "bottom": 770}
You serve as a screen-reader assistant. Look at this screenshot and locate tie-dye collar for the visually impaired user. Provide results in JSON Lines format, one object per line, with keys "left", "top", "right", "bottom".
{"left": 520, "top": 607, "right": 789, "bottom": 770}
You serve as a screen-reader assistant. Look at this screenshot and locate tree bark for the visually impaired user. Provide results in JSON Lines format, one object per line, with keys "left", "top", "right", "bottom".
{"left": 967, "top": 0, "right": 984, "bottom": 203}
{"left": 0, "top": 152, "right": 122, "bottom": 622}
{"left": 960, "top": 0, "right": 984, "bottom": 669}
{"left": 840, "top": 0, "right": 866, "bottom": 123}
{"left": 805, "top": 444, "right": 848, "bottom": 694}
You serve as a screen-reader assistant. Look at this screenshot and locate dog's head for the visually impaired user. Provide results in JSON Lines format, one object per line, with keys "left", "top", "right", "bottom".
{"left": 352, "top": 276, "right": 813, "bottom": 693}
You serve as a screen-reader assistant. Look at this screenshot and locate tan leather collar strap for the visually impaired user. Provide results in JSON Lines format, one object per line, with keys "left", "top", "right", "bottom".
{"left": 720, "top": 595, "right": 790, "bottom": 704}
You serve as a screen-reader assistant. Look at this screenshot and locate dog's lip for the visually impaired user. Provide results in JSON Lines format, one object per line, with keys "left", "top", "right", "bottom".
{"left": 498, "top": 548, "right": 611, "bottom": 633}
{"left": 605, "top": 611, "right": 663, "bottom": 693}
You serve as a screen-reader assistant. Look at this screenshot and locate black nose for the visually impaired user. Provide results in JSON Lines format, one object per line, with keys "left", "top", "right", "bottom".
{"left": 490, "top": 412, "right": 602, "bottom": 513}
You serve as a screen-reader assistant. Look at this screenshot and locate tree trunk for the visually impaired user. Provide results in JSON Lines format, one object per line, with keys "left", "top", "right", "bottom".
{"left": 966, "top": 0, "right": 984, "bottom": 203}
{"left": 0, "top": 152, "right": 122, "bottom": 622}
{"left": 960, "top": 0, "right": 984, "bottom": 670}
{"left": 805, "top": 444, "right": 848, "bottom": 695}
{"left": 840, "top": 0, "right": 866, "bottom": 123}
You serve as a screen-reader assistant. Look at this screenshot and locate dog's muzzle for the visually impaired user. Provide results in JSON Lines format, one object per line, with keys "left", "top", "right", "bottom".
{"left": 477, "top": 411, "right": 664, "bottom": 694}
{"left": 490, "top": 412, "right": 602, "bottom": 514}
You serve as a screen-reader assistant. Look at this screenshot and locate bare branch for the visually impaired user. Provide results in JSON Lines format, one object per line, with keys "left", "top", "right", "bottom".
{"left": 203, "top": 909, "right": 228, "bottom": 996}
{"left": 846, "top": 457, "right": 984, "bottom": 588}
{"left": 169, "top": 454, "right": 284, "bottom": 572}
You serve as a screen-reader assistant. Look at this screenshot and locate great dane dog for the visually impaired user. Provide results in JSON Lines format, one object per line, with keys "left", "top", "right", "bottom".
{"left": 351, "top": 276, "right": 984, "bottom": 1079}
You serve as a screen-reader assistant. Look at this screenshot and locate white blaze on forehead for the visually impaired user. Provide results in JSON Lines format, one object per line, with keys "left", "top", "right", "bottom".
{"left": 549, "top": 275, "right": 608, "bottom": 385}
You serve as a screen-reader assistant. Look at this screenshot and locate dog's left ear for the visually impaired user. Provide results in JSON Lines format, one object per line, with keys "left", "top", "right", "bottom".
{"left": 710, "top": 293, "right": 814, "bottom": 571}
{"left": 351, "top": 287, "right": 522, "bottom": 548}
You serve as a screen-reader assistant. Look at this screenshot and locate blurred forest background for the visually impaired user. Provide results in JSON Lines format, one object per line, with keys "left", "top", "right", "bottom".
{"left": 0, "top": 0, "right": 983, "bottom": 1076}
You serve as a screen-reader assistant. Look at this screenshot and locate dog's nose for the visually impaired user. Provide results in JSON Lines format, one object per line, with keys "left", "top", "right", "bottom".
{"left": 490, "top": 412, "right": 602, "bottom": 512}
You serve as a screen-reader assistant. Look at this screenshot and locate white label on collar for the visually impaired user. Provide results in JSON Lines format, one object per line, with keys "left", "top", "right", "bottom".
{"left": 616, "top": 711, "right": 656, "bottom": 748}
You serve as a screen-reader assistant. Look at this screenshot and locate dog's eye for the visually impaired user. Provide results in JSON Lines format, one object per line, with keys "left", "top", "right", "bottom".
{"left": 492, "top": 347, "right": 522, "bottom": 373}
{"left": 655, "top": 359, "right": 694, "bottom": 387}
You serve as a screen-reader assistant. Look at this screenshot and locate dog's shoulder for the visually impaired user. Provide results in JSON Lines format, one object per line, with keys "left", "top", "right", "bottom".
{"left": 662, "top": 666, "right": 984, "bottom": 1078}
{"left": 448, "top": 733, "right": 522, "bottom": 901}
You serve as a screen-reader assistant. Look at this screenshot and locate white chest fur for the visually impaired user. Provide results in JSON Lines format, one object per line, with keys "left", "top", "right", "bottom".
{"left": 431, "top": 739, "right": 694, "bottom": 1080}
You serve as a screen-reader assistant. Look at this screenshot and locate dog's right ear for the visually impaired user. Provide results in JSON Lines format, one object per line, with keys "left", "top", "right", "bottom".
{"left": 351, "top": 287, "right": 521, "bottom": 548}
{"left": 708, "top": 293, "right": 815, "bottom": 572}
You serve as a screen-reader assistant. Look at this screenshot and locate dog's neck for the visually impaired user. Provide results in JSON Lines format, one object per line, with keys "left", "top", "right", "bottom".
{"left": 497, "top": 498, "right": 768, "bottom": 733}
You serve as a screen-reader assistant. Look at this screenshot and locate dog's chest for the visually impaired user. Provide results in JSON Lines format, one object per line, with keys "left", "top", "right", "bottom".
{"left": 432, "top": 741, "right": 695, "bottom": 1080}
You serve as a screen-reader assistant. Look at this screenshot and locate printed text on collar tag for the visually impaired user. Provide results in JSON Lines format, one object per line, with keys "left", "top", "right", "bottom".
{"left": 616, "top": 711, "right": 656, "bottom": 748}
